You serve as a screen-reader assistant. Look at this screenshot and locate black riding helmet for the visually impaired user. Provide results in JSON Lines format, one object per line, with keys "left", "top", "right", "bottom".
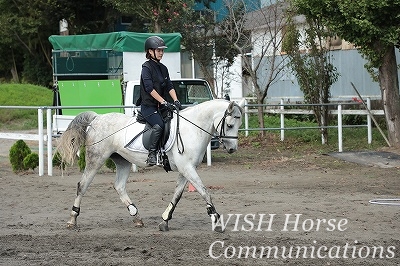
{"left": 144, "top": 36, "right": 168, "bottom": 51}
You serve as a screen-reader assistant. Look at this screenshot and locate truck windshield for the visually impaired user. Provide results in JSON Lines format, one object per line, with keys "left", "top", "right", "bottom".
{"left": 170, "top": 80, "right": 213, "bottom": 105}
{"left": 132, "top": 80, "right": 213, "bottom": 106}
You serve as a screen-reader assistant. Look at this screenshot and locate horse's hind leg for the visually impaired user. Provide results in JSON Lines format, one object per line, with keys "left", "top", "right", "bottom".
{"left": 67, "top": 167, "right": 101, "bottom": 228}
{"left": 67, "top": 148, "right": 108, "bottom": 228}
{"left": 111, "top": 154, "right": 144, "bottom": 227}
{"left": 159, "top": 173, "right": 187, "bottom": 231}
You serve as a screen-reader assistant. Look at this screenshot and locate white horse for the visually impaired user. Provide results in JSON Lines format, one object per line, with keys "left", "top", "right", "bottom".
{"left": 56, "top": 99, "right": 245, "bottom": 232}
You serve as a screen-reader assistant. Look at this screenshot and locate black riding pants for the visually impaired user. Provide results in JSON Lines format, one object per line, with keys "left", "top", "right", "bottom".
{"left": 141, "top": 104, "right": 165, "bottom": 130}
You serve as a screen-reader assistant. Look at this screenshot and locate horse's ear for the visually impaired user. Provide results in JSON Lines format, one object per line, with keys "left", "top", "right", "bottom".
{"left": 228, "top": 101, "right": 235, "bottom": 112}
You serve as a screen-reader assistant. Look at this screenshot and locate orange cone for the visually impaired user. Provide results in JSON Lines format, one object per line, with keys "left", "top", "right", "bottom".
{"left": 188, "top": 183, "right": 197, "bottom": 192}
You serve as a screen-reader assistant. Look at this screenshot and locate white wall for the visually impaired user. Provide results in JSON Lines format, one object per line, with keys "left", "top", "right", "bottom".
{"left": 123, "top": 52, "right": 181, "bottom": 81}
{"left": 214, "top": 55, "right": 243, "bottom": 99}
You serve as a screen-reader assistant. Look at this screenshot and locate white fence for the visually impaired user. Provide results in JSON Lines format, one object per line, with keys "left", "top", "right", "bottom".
{"left": 242, "top": 98, "right": 384, "bottom": 152}
{"left": 0, "top": 99, "right": 385, "bottom": 176}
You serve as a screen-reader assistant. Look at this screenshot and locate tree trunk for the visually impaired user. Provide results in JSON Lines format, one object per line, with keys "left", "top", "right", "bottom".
{"left": 10, "top": 48, "right": 19, "bottom": 83}
{"left": 378, "top": 45, "right": 400, "bottom": 147}
{"left": 257, "top": 97, "right": 265, "bottom": 137}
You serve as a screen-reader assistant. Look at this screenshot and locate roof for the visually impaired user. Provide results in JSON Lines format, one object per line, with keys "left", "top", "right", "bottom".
{"left": 48, "top": 31, "right": 182, "bottom": 52}
{"left": 244, "top": 2, "right": 295, "bottom": 31}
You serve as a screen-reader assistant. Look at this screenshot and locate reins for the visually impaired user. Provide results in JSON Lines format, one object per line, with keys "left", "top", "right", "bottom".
{"left": 86, "top": 103, "right": 240, "bottom": 153}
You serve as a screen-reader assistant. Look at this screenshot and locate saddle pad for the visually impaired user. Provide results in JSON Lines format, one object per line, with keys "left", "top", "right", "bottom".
{"left": 124, "top": 116, "right": 176, "bottom": 153}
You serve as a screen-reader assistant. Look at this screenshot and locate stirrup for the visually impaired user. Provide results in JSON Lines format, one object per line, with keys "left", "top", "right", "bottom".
{"left": 146, "top": 151, "right": 157, "bottom": 166}
{"left": 156, "top": 150, "right": 163, "bottom": 166}
{"left": 146, "top": 150, "right": 163, "bottom": 166}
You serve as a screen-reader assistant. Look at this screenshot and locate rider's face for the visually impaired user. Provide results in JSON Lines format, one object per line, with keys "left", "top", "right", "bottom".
{"left": 151, "top": 48, "right": 164, "bottom": 60}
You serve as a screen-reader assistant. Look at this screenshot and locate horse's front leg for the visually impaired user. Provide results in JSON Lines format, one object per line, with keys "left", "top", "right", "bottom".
{"left": 182, "top": 166, "right": 224, "bottom": 233}
{"left": 159, "top": 173, "right": 187, "bottom": 231}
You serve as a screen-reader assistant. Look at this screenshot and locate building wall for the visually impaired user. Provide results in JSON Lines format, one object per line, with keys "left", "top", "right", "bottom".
{"left": 257, "top": 49, "right": 399, "bottom": 102}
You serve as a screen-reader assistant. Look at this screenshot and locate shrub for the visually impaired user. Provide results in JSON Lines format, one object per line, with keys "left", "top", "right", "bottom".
{"left": 9, "top": 140, "right": 31, "bottom": 172}
{"left": 52, "top": 151, "right": 66, "bottom": 170}
{"left": 105, "top": 158, "right": 116, "bottom": 172}
{"left": 76, "top": 146, "right": 116, "bottom": 172}
{"left": 23, "top": 153, "right": 39, "bottom": 171}
{"left": 78, "top": 146, "right": 86, "bottom": 172}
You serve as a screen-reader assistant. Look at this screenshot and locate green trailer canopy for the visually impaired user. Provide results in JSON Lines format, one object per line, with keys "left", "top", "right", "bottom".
{"left": 49, "top": 31, "right": 181, "bottom": 52}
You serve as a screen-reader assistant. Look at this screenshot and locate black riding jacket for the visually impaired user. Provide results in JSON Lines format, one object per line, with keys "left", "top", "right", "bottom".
{"left": 140, "top": 59, "right": 173, "bottom": 107}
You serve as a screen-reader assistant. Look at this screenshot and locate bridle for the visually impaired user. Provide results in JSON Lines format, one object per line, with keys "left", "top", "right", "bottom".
{"left": 174, "top": 103, "right": 242, "bottom": 153}
{"left": 214, "top": 108, "right": 241, "bottom": 141}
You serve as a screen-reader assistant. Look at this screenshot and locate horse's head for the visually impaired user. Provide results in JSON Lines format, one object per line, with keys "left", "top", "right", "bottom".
{"left": 216, "top": 99, "right": 245, "bottom": 153}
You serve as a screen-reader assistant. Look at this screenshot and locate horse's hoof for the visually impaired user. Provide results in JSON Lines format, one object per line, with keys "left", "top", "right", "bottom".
{"left": 133, "top": 218, "right": 144, "bottom": 227}
{"left": 66, "top": 222, "right": 77, "bottom": 229}
{"left": 158, "top": 221, "right": 169, "bottom": 232}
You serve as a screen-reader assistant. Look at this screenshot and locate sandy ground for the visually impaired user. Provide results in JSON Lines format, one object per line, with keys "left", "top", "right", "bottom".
{"left": 0, "top": 137, "right": 399, "bottom": 265}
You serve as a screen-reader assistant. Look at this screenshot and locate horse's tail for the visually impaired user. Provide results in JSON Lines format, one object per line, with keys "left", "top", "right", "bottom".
{"left": 55, "top": 111, "right": 98, "bottom": 166}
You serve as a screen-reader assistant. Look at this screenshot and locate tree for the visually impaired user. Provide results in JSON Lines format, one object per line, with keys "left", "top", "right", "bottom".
{"left": 291, "top": 0, "right": 400, "bottom": 147}
{"left": 220, "top": 0, "right": 289, "bottom": 136}
{"left": 177, "top": 7, "right": 238, "bottom": 96}
{"left": 0, "top": 0, "right": 55, "bottom": 84}
{"left": 283, "top": 7, "right": 338, "bottom": 144}
{"left": 0, "top": 0, "right": 119, "bottom": 85}
{"left": 103, "top": 0, "right": 192, "bottom": 33}
{"left": 104, "top": 0, "right": 225, "bottom": 94}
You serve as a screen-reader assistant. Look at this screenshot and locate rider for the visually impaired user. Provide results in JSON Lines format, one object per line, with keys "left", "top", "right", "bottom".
{"left": 139, "top": 36, "right": 181, "bottom": 166}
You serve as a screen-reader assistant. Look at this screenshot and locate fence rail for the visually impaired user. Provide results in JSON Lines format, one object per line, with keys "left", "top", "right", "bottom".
{"left": 241, "top": 98, "right": 384, "bottom": 149}
{"left": 0, "top": 98, "right": 385, "bottom": 176}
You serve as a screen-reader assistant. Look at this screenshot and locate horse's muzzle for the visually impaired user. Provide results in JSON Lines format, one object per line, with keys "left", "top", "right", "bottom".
{"left": 227, "top": 148, "right": 236, "bottom": 154}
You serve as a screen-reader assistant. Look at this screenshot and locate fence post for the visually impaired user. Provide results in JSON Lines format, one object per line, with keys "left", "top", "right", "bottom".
{"left": 244, "top": 99, "right": 249, "bottom": 137}
{"left": 280, "top": 98, "right": 284, "bottom": 141}
{"left": 338, "top": 104, "right": 343, "bottom": 152}
{"left": 47, "top": 108, "right": 53, "bottom": 176}
{"left": 206, "top": 142, "right": 212, "bottom": 166}
{"left": 367, "top": 98, "right": 372, "bottom": 144}
{"left": 38, "top": 108, "right": 44, "bottom": 176}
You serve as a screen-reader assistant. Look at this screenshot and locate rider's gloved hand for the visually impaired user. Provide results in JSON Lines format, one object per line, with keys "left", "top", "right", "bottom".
{"left": 161, "top": 101, "right": 174, "bottom": 111}
{"left": 174, "top": 100, "right": 182, "bottom": 110}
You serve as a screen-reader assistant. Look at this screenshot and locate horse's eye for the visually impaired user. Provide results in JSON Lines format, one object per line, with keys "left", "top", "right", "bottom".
{"left": 227, "top": 124, "right": 233, "bottom": 129}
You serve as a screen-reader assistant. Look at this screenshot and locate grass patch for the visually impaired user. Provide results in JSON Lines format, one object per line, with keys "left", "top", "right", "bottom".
{"left": 241, "top": 114, "right": 388, "bottom": 153}
{"left": 0, "top": 83, "right": 52, "bottom": 130}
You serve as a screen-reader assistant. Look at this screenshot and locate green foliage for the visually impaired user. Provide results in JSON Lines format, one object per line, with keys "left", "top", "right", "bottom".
{"left": 0, "top": 0, "right": 119, "bottom": 85}
{"left": 104, "top": 0, "right": 193, "bottom": 33}
{"left": 105, "top": 158, "right": 116, "bottom": 172}
{"left": 22, "top": 55, "right": 52, "bottom": 87}
{"left": 9, "top": 140, "right": 31, "bottom": 172}
{"left": 78, "top": 146, "right": 86, "bottom": 172}
{"left": 291, "top": 0, "right": 400, "bottom": 72}
{"left": 23, "top": 153, "right": 39, "bottom": 171}
{"left": 52, "top": 151, "right": 66, "bottom": 171}
{"left": 342, "top": 114, "right": 366, "bottom": 126}
{"left": 290, "top": 0, "right": 400, "bottom": 146}
{"left": 75, "top": 146, "right": 116, "bottom": 172}
{"left": 283, "top": 6, "right": 339, "bottom": 141}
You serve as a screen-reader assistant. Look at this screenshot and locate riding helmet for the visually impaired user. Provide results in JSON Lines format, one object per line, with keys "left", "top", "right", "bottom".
{"left": 144, "top": 36, "right": 168, "bottom": 51}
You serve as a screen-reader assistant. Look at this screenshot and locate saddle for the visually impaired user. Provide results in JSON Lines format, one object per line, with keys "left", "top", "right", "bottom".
{"left": 125, "top": 108, "right": 174, "bottom": 171}
{"left": 134, "top": 108, "right": 172, "bottom": 149}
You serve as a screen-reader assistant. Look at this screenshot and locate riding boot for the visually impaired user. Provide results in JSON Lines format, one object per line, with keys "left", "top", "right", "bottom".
{"left": 146, "top": 124, "right": 163, "bottom": 166}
